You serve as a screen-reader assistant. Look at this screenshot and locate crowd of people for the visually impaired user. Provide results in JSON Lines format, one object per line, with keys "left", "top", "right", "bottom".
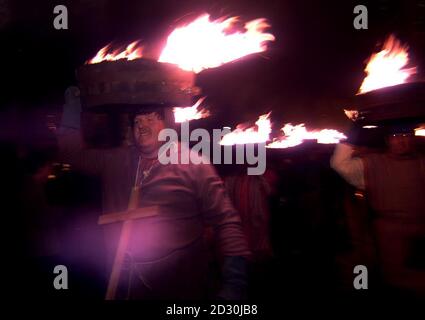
{"left": 6, "top": 86, "right": 425, "bottom": 301}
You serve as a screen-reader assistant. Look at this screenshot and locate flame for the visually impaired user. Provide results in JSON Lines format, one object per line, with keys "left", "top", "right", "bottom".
{"left": 267, "top": 124, "right": 346, "bottom": 149}
{"left": 173, "top": 97, "right": 210, "bottom": 123}
{"left": 220, "top": 113, "right": 272, "bottom": 145}
{"left": 86, "top": 13, "right": 274, "bottom": 71}
{"left": 415, "top": 127, "right": 425, "bottom": 137}
{"left": 358, "top": 35, "right": 416, "bottom": 94}
{"left": 87, "top": 41, "right": 143, "bottom": 64}
{"left": 316, "top": 129, "right": 347, "bottom": 144}
{"left": 267, "top": 124, "right": 305, "bottom": 148}
{"left": 219, "top": 116, "right": 346, "bottom": 147}
{"left": 159, "top": 14, "right": 275, "bottom": 73}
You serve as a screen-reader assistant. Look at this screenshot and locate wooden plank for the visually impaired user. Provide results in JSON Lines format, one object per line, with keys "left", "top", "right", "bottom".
{"left": 98, "top": 206, "right": 159, "bottom": 225}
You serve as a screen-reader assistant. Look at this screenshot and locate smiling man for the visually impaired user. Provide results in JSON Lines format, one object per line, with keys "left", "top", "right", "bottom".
{"left": 133, "top": 110, "right": 167, "bottom": 158}
{"left": 58, "top": 87, "right": 250, "bottom": 299}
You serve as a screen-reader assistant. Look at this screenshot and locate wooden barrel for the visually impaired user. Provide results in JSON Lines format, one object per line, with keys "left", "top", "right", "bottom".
{"left": 76, "top": 58, "right": 200, "bottom": 109}
{"left": 345, "top": 81, "right": 425, "bottom": 122}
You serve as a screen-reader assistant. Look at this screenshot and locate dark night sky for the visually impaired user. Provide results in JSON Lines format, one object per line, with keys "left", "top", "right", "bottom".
{"left": 0, "top": 0, "right": 424, "bottom": 132}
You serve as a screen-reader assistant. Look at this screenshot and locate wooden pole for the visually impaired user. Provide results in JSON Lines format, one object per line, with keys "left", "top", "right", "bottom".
{"left": 101, "top": 155, "right": 161, "bottom": 299}
{"left": 103, "top": 186, "right": 140, "bottom": 300}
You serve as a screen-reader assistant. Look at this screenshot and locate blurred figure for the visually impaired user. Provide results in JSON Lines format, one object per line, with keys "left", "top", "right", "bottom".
{"left": 57, "top": 87, "right": 250, "bottom": 300}
{"left": 224, "top": 173, "right": 274, "bottom": 299}
{"left": 331, "top": 123, "right": 425, "bottom": 295}
{"left": 17, "top": 145, "right": 65, "bottom": 297}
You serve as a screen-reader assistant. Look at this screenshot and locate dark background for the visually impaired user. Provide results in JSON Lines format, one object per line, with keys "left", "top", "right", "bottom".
{"left": 0, "top": 0, "right": 424, "bottom": 138}
{"left": 0, "top": 0, "right": 424, "bottom": 302}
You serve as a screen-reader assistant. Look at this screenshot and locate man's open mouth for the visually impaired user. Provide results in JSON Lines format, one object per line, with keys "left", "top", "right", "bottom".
{"left": 139, "top": 129, "right": 151, "bottom": 137}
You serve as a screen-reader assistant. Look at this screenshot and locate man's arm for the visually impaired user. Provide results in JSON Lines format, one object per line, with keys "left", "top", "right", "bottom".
{"left": 330, "top": 143, "right": 365, "bottom": 190}
{"left": 57, "top": 87, "right": 104, "bottom": 176}
{"left": 191, "top": 160, "right": 250, "bottom": 299}
{"left": 193, "top": 162, "right": 250, "bottom": 257}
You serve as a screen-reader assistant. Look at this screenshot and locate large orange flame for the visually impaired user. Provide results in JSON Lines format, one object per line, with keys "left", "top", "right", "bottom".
{"left": 87, "top": 41, "right": 143, "bottom": 64}
{"left": 173, "top": 97, "right": 210, "bottom": 123}
{"left": 220, "top": 113, "right": 272, "bottom": 145}
{"left": 159, "top": 14, "right": 275, "bottom": 73}
{"left": 358, "top": 35, "right": 416, "bottom": 94}
{"left": 86, "top": 14, "right": 274, "bottom": 70}
{"left": 267, "top": 123, "right": 346, "bottom": 148}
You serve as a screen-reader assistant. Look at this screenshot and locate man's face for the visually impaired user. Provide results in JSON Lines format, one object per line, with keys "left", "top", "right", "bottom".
{"left": 133, "top": 112, "right": 165, "bottom": 153}
{"left": 387, "top": 134, "right": 415, "bottom": 156}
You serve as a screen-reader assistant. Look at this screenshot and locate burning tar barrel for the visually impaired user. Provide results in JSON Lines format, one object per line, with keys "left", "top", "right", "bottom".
{"left": 75, "top": 58, "right": 200, "bottom": 147}
{"left": 77, "top": 58, "right": 199, "bottom": 108}
{"left": 346, "top": 82, "right": 425, "bottom": 128}
{"left": 348, "top": 81, "right": 425, "bottom": 123}
{"left": 344, "top": 81, "right": 425, "bottom": 149}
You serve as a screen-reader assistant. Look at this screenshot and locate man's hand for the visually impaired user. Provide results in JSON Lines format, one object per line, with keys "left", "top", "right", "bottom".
{"left": 217, "top": 256, "right": 249, "bottom": 300}
{"left": 345, "top": 123, "right": 365, "bottom": 146}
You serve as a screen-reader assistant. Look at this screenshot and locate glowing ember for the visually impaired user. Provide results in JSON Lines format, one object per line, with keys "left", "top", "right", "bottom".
{"left": 358, "top": 35, "right": 416, "bottom": 94}
{"left": 220, "top": 113, "right": 272, "bottom": 145}
{"left": 173, "top": 97, "right": 210, "bottom": 123}
{"left": 87, "top": 41, "right": 143, "bottom": 64}
{"left": 344, "top": 109, "right": 359, "bottom": 121}
{"left": 267, "top": 124, "right": 347, "bottom": 149}
{"left": 415, "top": 127, "right": 425, "bottom": 137}
{"left": 159, "top": 14, "right": 275, "bottom": 73}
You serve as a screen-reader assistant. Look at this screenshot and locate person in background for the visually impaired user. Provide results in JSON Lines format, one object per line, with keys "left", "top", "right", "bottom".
{"left": 15, "top": 142, "right": 64, "bottom": 297}
{"left": 331, "top": 123, "right": 425, "bottom": 295}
